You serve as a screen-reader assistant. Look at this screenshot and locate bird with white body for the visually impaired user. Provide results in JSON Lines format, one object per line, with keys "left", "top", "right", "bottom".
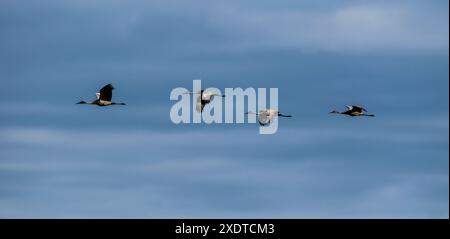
{"left": 246, "top": 109, "right": 292, "bottom": 126}
{"left": 184, "top": 90, "right": 226, "bottom": 112}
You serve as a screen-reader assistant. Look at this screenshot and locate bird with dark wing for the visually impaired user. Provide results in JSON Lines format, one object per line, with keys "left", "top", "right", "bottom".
{"left": 330, "top": 105, "right": 375, "bottom": 117}
{"left": 77, "top": 84, "right": 126, "bottom": 107}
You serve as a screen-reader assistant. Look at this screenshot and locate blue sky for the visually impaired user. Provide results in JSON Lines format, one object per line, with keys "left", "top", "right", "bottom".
{"left": 0, "top": 0, "right": 448, "bottom": 218}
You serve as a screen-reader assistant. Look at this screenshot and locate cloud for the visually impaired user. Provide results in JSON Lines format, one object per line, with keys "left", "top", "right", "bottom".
{"left": 0, "top": 0, "right": 447, "bottom": 218}
{"left": 350, "top": 173, "right": 449, "bottom": 218}
{"left": 210, "top": 2, "right": 449, "bottom": 52}
{"left": 0, "top": 124, "right": 448, "bottom": 218}
{"left": 1, "top": 0, "right": 448, "bottom": 58}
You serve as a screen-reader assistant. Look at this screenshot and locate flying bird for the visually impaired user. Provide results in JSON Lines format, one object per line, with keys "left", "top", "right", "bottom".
{"left": 77, "top": 84, "right": 126, "bottom": 107}
{"left": 330, "top": 105, "right": 375, "bottom": 117}
{"left": 246, "top": 109, "right": 292, "bottom": 126}
{"left": 185, "top": 90, "right": 225, "bottom": 112}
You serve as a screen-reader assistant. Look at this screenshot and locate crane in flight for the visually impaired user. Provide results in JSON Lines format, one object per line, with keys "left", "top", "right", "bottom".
{"left": 184, "top": 90, "right": 225, "bottom": 112}
{"left": 330, "top": 105, "right": 375, "bottom": 117}
{"left": 246, "top": 109, "right": 292, "bottom": 126}
{"left": 77, "top": 84, "right": 126, "bottom": 107}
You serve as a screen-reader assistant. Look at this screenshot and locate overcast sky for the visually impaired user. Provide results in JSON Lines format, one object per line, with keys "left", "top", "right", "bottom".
{"left": 0, "top": 0, "right": 448, "bottom": 218}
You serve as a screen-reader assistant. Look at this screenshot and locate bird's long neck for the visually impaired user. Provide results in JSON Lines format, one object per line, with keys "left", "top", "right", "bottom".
{"left": 245, "top": 111, "right": 259, "bottom": 115}
{"left": 183, "top": 91, "right": 201, "bottom": 95}
{"left": 77, "top": 101, "right": 95, "bottom": 105}
{"left": 111, "top": 102, "right": 126, "bottom": 105}
{"left": 361, "top": 113, "right": 375, "bottom": 117}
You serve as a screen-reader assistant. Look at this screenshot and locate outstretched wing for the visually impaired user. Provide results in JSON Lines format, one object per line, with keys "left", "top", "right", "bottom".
{"left": 196, "top": 102, "right": 205, "bottom": 112}
{"left": 196, "top": 96, "right": 205, "bottom": 112}
{"left": 351, "top": 105, "right": 367, "bottom": 113}
{"left": 99, "top": 84, "right": 114, "bottom": 101}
